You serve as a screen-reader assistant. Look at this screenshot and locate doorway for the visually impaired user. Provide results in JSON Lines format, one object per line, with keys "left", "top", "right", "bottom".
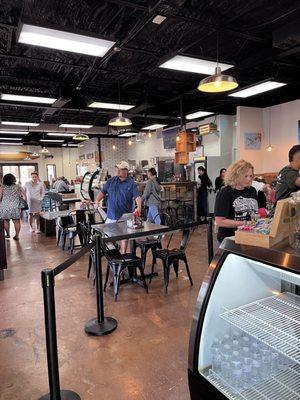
{"left": 0, "top": 164, "right": 38, "bottom": 186}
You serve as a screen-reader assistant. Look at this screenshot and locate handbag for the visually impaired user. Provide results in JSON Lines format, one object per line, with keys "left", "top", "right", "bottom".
{"left": 19, "top": 197, "right": 28, "bottom": 210}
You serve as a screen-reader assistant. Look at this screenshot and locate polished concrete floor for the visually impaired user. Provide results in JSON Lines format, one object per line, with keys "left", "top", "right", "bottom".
{"left": 0, "top": 222, "right": 211, "bottom": 400}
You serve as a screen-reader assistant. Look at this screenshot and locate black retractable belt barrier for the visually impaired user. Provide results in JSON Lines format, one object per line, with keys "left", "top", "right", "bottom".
{"left": 39, "top": 242, "right": 95, "bottom": 400}
{"left": 84, "top": 233, "right": 118, "bottom": 336}
{"left": 207, "top": 217, "right": 214, "bottom": 265}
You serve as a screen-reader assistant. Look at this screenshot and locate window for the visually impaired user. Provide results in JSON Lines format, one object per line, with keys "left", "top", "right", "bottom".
{"left": 0, "top": 164, "right": 38, "bottom": 186}
{"left": 46, "top": 164, "right": 56, "bottom": 182}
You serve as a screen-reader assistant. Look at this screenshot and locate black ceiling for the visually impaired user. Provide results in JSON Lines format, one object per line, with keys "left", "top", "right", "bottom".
{"left": 0, "top": 0, "right": 300, "bottom": 140}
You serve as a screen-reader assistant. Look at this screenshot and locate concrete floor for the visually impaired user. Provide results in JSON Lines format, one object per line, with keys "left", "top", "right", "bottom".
{"left": 0, "top": 223, "right": 211, "bottom": 400}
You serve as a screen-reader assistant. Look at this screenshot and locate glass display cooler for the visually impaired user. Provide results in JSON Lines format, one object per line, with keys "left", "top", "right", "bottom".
{"left": 81, "top": 169, "right": 107, "bottom": 201}
{"left": 188, "top": 239, "right": 300, "bottom": 400}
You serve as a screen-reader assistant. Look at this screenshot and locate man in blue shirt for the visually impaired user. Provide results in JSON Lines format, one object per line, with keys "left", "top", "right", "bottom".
{"left": 94, "top": 161, "right": 141, "bottom": 252}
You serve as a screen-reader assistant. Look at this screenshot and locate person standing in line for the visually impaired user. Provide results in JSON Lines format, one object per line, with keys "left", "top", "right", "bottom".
{"left": 275, "top": 145, "right": 300, "bottom": 201}
{"left": 142, "top": 168, "right": 162, "bottom": 224}
{"left": 214, "top": 160, "right": 258, "bottom": 245}
{"left": 215, "top": 168, "right": 226, "bottom": 191}
{"left": 24, "top": 172, "right": 45, "bottom": 233}
{"left": 197, "top": 166, "right": 212, "bottom": 221}
{"left": 94, "top": 161, "right": 142, "bottom": 253}
{"left": 0, "top": 173, "right": 26, "bottom": 240}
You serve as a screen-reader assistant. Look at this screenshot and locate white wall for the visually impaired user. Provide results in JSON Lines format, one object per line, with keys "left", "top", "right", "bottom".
{"left": 237, "top": 99, "right": 300, "bottom": 173}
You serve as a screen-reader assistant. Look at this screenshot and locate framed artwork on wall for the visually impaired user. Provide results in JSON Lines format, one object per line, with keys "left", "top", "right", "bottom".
{"left": 244, "top": 132, "right": 262, "bottom": 149}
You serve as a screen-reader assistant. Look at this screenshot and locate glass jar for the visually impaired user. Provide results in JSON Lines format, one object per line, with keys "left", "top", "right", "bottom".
{"left": 289, "top": 192, "right": 300, "bottom": 250}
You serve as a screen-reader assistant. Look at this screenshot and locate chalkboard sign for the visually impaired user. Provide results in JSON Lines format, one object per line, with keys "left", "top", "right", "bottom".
{"left": 162, "top": 127, "right": 179, "bottom": 149}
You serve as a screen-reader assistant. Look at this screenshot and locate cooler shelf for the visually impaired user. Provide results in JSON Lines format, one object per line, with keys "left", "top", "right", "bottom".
{"left": 205, "top": 364, "right": 300, "bottom": 400}
{"left": 220, "top": 292, "right": 300, "bottom": 363}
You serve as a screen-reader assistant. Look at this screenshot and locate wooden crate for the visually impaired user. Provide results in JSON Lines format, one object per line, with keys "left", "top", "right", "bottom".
{"left": 175, "top": 151, "right": 189, "bottom": 164}
{"left": 176, "top": 131, "right": 196, "bottom": 153}
{"left": 235, "top": 198, "right": 290, "bottom": 248}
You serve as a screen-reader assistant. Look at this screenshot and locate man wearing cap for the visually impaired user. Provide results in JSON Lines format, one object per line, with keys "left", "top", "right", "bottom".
{"left": 94, "top": 161, "right": 142, "bottom": 252}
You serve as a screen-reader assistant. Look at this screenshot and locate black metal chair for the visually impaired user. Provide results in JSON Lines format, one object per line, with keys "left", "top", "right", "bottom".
{"left": 133, "top": 212, "right": 171, "bottom": 270}
{"left": 57, "top": 210, "right": 86, "bottom": 254}
{"left": 102, "top": 237, "right": 148, "bottom": 301}
{"left": 150, "top": 226, "right": 193, "bottom": 293}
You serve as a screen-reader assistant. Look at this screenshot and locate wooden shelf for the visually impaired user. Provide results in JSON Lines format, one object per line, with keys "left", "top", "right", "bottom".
{"left": 176, "top": 131, "right": 196, "bottom": 153}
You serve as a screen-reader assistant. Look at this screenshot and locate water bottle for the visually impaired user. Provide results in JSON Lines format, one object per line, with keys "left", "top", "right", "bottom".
{"left": 252, "top": 353, "right": 262, "bottom": 385}
{"left": 210, "top": 338, "right": 222, "bottom": 374}
{"left": 241, "top": 335, "right": 251, "bottom": 347}
{"left": 221, "top": 344, "right": 231, "bottom": 380}
{"left": 221, "top": 333, "right": 230, "bottom": 346}
{"left": 261, "top": 347, "right": 271, "bottom": 380}
{"left": 230, "top": 351, "right": 243, "bottom": 389}
{"left": 241, "top": 346, "right": 252, "bottom": 389}
{"left": 232, "top": 338, "right": 240, "bottom": 351}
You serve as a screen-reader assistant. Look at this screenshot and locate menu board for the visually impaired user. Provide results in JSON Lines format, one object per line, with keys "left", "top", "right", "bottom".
{"left": 162, "top": 127, "right": 179, "bottom": 149}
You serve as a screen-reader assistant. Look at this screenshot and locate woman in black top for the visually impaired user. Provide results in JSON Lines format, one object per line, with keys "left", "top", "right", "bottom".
{"left": 215, "top": 168, "right": 226, "bottom": 191}
{"left": 214, "top": 160, "right": 258, "bottom": 244}
{"left": 197, "top": 166, "right": 212, "bottom": 221}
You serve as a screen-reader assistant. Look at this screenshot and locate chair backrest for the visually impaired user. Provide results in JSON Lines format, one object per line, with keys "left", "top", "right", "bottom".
{"left": 179, "top": 228, "right": 191, "bottom": 251}
{"left": 59, "top": 215, "right": 75, "bottom": 229}
{"left": 78, "top": 222, "right": 91, "bottom": 246}
{"left": 100, "top": 233, "right": 120, "bottom": 260}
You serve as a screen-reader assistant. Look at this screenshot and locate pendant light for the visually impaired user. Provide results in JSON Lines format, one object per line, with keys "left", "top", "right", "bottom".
{"left": 40, "top": 146, "right": 49, "bottom": 154}
{"left": 73, "top": 129, "right": 89, "bottom": 141}
{"left": 266, "top": 106, "right": 273, "bottom": 152}
{"left": 32, "top": 151, "right": 40, "bottom": 157}
{"left": 109, "top": 82, "right": 132, "bottom": 127}
{"left": 198, "top": 33, "right": 238, "bottom": 93}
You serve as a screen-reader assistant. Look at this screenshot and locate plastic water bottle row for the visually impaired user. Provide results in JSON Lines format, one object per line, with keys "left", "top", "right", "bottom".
{"left": 210, "top": 330, "right": 293, "bottom": 390}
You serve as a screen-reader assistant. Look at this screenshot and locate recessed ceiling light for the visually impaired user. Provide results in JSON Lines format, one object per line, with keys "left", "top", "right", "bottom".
{"left": 0, "top": 142, "right": 23, "bottom": 146}
{"left": 186, "top": 111, "right": 214, "bottom": 120}
{"left": 0, "top": 137, "right": 22, "bottom": 140}
{"left": 47, "top": 132, "right": 75, "bottom": 137}
{"left": 40, "top": 139, "right": 64, "bottom": 143}
{"left": 88, "top": 102, "right": 135, "bottom": 110}
{"left": 152, "top": 15, "right": 166, "bottom": 25}
{"left": 159, "top": 55, "right": 233, "bottom": 75}
{"left": 1, "top": 121, "right": 39, "bottom": 126}
{"left": 142, "top": 124, "right": 167, "bottom": 130}
{"left": 229, "top": 81, "right": 286, "bottom": 98}
{"left": 18, "top": 24, "right": 115, "bottom": 57}
{"left": 59, "top": 124, "right": 93, "bottom": 128}
{"left": 118, "top": 132, "right": 138, "bottom": 137}
{"left": 0, "top": 130, "right": 28, "bottom": 135}
{"left": 1, "top": 93, "right": 57, "bottom": 104}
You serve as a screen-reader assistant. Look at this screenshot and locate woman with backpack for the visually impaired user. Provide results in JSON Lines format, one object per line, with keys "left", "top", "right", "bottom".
{"left": 142, "top": 168, "right": 162, "bottom": 224}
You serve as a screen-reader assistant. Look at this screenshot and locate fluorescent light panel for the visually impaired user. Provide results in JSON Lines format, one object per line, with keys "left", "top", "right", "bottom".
{"left": 152, "top": 15, "right": 166, "bottom": 24}
{"left": 142, "top": 124, "right": 167, "bottom": 130}
{"left": 186, "top": 111, "right": 213, "bottom": 120}
{"left": 0, "top": 142, "right": 23, "bottom": 146}
{"left": 0, "top": 130, "right": 28, "bottom": 135}
{"left": 118, "top": 132, "right": 138, "bottom": 137}
{"left": 88, "top": 102, "right": 135, "bottom": 110}
{"left": 1, "top": 121, "right": 39, "bottom": 126}
{"left": 1, "top": 93, "right": 56, "bottom": 104}
{"left": 159, "top": 55, "right": 233, "bottom": 75}
{"left": 47, "top": 133, "right": 74, "bottom": 137}
{"left": 59, "top": 124, "right": 93, "bottom": 128}
{"left": 18, "top": 24, "right": 115, "bottom": 57}
{"left": 40, "top": 139, "right": 64, "bottom": 143}
{"left": 229, "top": 81, "right": 286, "bottom": 98}
{"left": 0, "top": 137, "right": 22, "bottom": 140}
{"left": 62, "top": 144, "right": 79, "bottom": 147}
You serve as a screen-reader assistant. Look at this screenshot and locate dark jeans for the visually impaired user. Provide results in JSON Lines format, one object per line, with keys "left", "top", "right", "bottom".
{"left": 197, "top": 191, "right": 208, "bottom": 218}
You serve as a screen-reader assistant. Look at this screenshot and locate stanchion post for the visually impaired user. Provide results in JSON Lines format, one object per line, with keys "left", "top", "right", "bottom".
{"left": 39, "top": 268, "right": 80, "bottom": 400}
{"left": 84, "top": 233, "right": 118, "bottom": 336}
{"left": 207, "top": 217, "right": 214, "bottom": 265}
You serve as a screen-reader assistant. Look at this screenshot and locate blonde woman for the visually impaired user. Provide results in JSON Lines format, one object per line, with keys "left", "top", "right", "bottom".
{"left": 214, "top": 160, "right": 258, "bottom": 244}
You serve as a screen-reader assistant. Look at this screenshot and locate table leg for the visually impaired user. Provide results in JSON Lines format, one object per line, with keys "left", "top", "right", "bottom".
{"left": 85, "top": 233, "right": 117, "bottom": 336}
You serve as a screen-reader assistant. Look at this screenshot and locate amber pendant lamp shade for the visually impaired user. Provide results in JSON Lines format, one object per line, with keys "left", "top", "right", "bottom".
{"left": 198, "top": 66, "right": 238, "bottom": 93}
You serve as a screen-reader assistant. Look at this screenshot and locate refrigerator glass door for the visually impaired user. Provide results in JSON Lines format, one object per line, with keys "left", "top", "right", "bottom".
{"left": 198, "top": 253, "right": 300, "bottom": 399}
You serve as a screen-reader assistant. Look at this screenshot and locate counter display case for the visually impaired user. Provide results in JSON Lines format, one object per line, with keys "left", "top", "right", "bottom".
{"left": 188, "top": 239, "right": 300, "bottom": 400}
{"left": 81, "top": 169, "right": 107, "bottom": 201}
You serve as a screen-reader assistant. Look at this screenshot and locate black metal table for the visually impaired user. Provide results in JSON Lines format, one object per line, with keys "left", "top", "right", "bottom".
{"left": 86, "top": 221, "right": 174, "bottom": 336}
